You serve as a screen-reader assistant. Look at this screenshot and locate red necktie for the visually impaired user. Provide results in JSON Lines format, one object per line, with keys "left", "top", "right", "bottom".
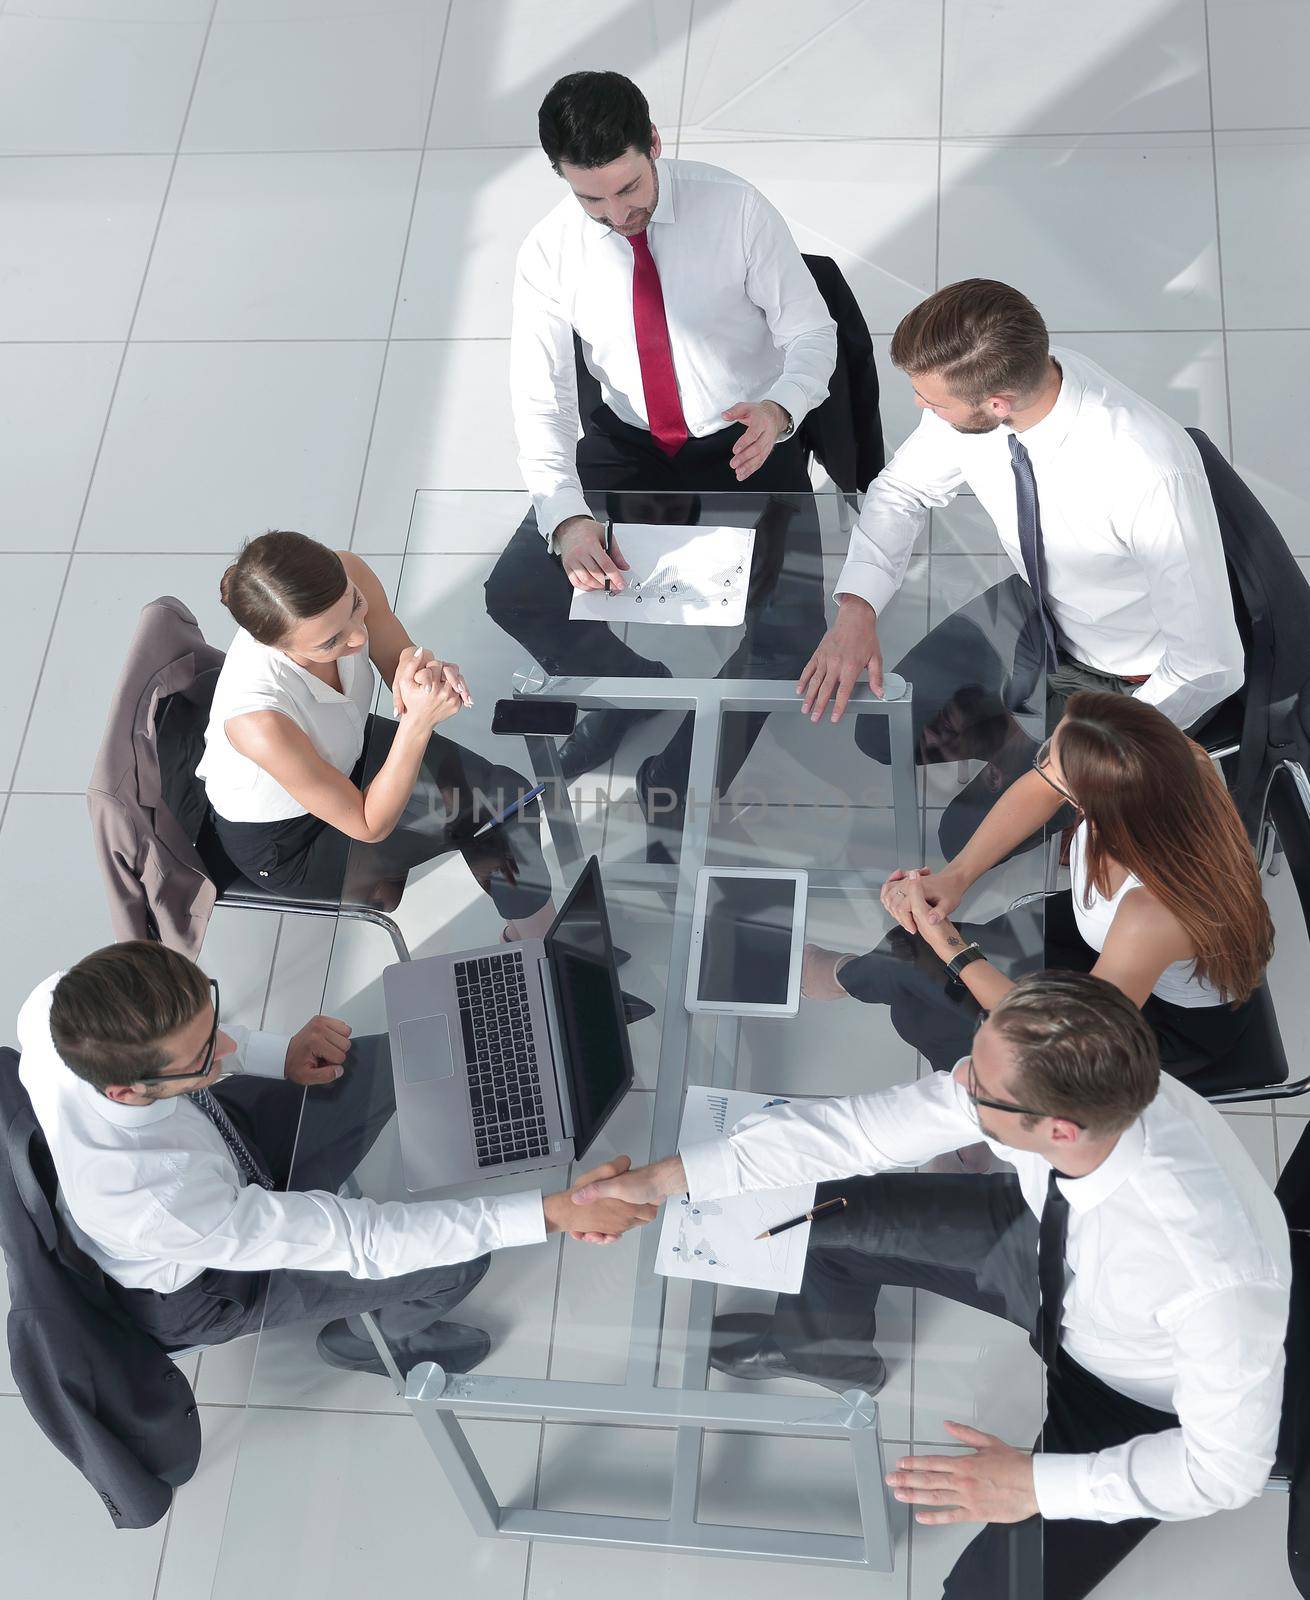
{"left": 627, "top": 230, "right": 688, "bottom": 456}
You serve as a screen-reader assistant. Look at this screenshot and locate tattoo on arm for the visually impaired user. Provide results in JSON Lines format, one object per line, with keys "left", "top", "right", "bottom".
{"left": 945, "top": 933, "right": 963, "bottom": 949}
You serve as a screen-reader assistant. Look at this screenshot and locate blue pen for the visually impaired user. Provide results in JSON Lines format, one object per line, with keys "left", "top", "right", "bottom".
{"left": 472, "top": 782, "right": 548, "bottom": 838}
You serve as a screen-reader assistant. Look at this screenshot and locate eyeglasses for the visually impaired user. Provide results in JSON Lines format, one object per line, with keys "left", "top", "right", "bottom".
{"left": 135, "top": 979, "right": 221, "bottom": 1086}
{"left": 964, "top": 1049, "right": 1085, "bottom": 1131}
{"left": 1032, "top": 735, "right": 1077, "bottom": 806}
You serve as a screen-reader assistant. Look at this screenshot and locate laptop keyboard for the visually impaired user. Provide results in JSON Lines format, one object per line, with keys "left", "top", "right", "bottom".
{"left": 454, "top": 950, "right": 551, "bottom": 1168}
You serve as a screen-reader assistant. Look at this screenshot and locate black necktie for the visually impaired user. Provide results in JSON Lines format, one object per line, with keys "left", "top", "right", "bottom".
{"left": 1008, "top": 432, "right": 1060, "bottom": 672}
{"left": 1037, "top": 1168, "right": 1070, "bottom": 1369}
{"left": 190, "top": 1087, "right": 274, "bottom": 1191}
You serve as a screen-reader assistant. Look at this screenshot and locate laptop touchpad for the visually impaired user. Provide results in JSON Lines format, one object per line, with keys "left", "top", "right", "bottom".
{"left": 398, "top": 1015, "right": 456, "bottom": 1084}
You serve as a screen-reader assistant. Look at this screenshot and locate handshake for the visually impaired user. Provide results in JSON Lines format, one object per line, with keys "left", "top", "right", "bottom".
{"left": 541, "top": 1153, "right": 689, "bottom": 1245}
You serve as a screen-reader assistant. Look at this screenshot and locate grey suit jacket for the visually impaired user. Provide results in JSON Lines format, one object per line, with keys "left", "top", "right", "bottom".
{"left": 87, "top": 596, "right": 224, "bottom": 958}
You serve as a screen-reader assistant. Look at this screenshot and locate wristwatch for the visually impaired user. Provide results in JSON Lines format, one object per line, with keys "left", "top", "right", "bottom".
{"left": 944, "top": 941, "right": 985, "bottom": 980}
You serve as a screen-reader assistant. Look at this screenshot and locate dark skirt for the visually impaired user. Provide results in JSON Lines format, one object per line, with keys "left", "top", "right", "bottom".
{"left": 213, "top": 713, "right": 551, "bottom": 921}
{"left": 837, "top": 888, "right": 1259, "bottom": 1081}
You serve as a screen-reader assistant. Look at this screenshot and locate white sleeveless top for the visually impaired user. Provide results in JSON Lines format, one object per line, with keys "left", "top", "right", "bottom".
{"left": 197, "top": 626, "right": 375, "bottom": 823}
{"left": 1068, "top": 820, "right": 1221, "bottom": 1009}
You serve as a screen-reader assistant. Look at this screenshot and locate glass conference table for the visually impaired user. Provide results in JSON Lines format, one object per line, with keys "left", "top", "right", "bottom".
{"left": 209, "top": 488, "right": 1052, "bottom": 1588}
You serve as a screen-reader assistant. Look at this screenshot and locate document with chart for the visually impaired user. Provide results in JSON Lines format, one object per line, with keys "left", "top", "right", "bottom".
{"left": 568, "top": 524, "right": 756, "bottom": 627}
{"left": 655, "top": 1085, "right": 816, "bottom": 1293}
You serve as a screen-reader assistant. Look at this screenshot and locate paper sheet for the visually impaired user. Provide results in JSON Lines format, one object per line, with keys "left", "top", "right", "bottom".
{"left": 655, "top": 1085, "right": 816, "bottom": 1293}
{"left": 568, "top": 524, "right": 756, "bottom": 627}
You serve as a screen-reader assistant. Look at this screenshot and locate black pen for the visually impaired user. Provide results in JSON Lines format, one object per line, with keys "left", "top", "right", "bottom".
{"left": 755, "top": 1195, "right": 847, "bottom": 1240}
{"left": 603, "top": 518, "right": 614, "bottom": 594}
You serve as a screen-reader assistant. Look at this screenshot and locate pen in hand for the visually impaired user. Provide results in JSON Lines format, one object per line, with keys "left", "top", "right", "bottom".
{"left": 755, "top": 1195, "right": 847, "bottom": 1240}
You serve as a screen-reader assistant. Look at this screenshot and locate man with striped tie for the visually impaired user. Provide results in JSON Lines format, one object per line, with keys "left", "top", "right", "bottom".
{"left": 485, "top": 70, "right": 837, "bottom": 786}
{"left": 796, "top": 279, "right": 1244, "bottom": 859}
{"left": 16, "top": 941, "right": 656, "bottom": 1381}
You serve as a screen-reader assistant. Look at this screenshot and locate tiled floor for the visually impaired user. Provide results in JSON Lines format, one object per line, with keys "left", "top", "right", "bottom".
{"left": 1, "top": 1, "right": 1308, "bottom": 1596}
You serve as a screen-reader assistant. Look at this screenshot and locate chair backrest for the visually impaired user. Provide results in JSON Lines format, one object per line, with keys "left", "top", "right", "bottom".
{"left": 1187, "top": 430, "right": 1310, "bottom": 827}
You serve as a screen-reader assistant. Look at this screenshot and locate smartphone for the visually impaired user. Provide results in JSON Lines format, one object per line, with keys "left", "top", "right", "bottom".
{"left": 491, "top": 698, "right": 579, "bottom": 737}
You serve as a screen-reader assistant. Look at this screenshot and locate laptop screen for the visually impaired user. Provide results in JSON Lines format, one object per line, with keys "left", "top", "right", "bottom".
{"left": 544, "top": 858, "right": 634, "bottom": 1158}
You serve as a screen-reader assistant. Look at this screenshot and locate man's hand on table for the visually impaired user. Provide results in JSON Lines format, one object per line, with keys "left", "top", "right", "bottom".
{"left": 797, "top": 595, "right": 885, "bottom": 723}
{"left": 542, "top": 1155, "right": 661, "bottom": 1244}
{"left": 556, "top": 517, "right": 629, "bottom": 592}
{"left": 885, "top": 1422, "right": 1039, "bottom": 1526}
{"left": 285, "top": 1015, "right": 352, "bottom": 1086}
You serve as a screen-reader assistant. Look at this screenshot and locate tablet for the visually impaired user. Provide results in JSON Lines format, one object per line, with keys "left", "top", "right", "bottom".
{"left": 684, "top": 868, "right": 808, "bottom": 1017}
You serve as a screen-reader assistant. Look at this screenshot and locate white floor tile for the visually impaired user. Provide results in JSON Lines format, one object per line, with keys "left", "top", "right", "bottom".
{"left": 1225, "top": 1110, "right": 1279, "bottom": 1186}
{"left": 426, "top": 0, "right": 690, "bottom": 150}
{"left": 379, "top": 488, "right": 534, "bottom": 556}
{"left": 942, "top": 0, "right": 1210, "bottom": 137}
{"left": 79, "top": 340, "right": 386, "bottom": 551}
{"left": 8, "top": 0, "right": 209, "bottom": 15}
{"left": 354, "top": 341, "right": 518, "bottom": 546}
{"left": 135, "top": 150, "right": 421, "bottom": 340}
{"left": 678, "top": 139, "right": 939, "bottom": 336}
{"left": 0, "top": 154, "right": 170, "bottom": 339}
{"left": 1094, "top": 1488, "right": 1304, "bottom": 1599}
{"left": 13, "top": 552, "right": 235, "bottom": 793}
{"left": 1208, "top": 0, "right": 1310, "bottom": 130}
{"left": 872, "top": 333, "right": 926, "bottom": 459}
{"left": 527, "top": 1513, "right": 909, "bottom": 1600}
{"left": 939, "top": 133, "right": 1221, "bottom": 332}
{"left": 0, "top": 1395, "right": 167, "bottom": 1597}
{"left": 1228, "top": 331, "right": 1310, "bottom": 554}
{"left": 0, "top": 13, "right": 205, "bottom": 154}
{"left": 205, "top": 1409, "right": 536, "bottom": 1600}
{"left": 680, "top": 0, "right": 941, "bottom": 141}
{"left": 1055, "top": 330, "right": 1230, "bottom": 452}
{"left": 0, "top": 344, "right": 121, "bottom": 552}
{"left": 1216, "top": 132, "right": 1310, "bottom": 331}
{"left": 153, "top": 1403, "right": 245, "bottom": 1600}
{"left": 394, "top": 147, "right": 562, "bottom": 338}
{"left": 912, "top": 1290, "right": 1045, "bottom": 1447}
{"left": 533, "top": 1420, "right": 913, "bottom": 1587}
{"left": 547, "top": 1089, "right": 655, "bottom": 1385}
{"left": 0, "top": 555, "right": 64, "bottom": 787}
{"left": 184, "top": 5, "right": 448, "bottom": 152}
{"left": 0, "top": 791, "right": 280, "bottom": 1044}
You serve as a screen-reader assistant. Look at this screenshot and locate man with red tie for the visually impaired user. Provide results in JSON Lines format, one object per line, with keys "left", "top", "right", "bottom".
{"left": 485, "top": 70, "right": 837, "bottom": 782}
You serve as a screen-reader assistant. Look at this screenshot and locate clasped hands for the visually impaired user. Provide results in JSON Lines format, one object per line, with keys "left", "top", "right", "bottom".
{"left": 881, "top": 864, "right": 965, "bottom": 950}
{"left": 393, "top": 645, "right": 472, "bottom": 725}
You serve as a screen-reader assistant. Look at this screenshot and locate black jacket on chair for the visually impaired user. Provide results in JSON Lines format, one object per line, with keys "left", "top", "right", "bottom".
{"left": 570, "top": 254, "right": 883, "bottom": 495}
{"left": 1277, "top": 1115, "right": 1310, "bottom": 1596}
{"left": 798, "top": 253, "right": 884, "bottom": 494}
{"left": 0, "top": 1048, "right": 201, "bottom": 1528}
{"left": 1186, "top": 429, "right": 1310, "bottom": 838}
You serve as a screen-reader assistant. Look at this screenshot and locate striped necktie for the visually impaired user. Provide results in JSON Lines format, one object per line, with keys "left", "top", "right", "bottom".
{"left": 1008, "top": 432, "right": 1060, "bottom": 671}
{"left": 190, "top": 1087, "right": 274, "bottom": 1191}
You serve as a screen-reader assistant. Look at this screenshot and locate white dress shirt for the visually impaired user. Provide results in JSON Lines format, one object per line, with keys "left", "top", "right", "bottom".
{"left": 16, "top": 976, "right": 546, "bottom": 1294}
{"left": 681, "top": 1069, "right": 1289, "bottom": 1526}
{"left": 511, "top": 156, "right": 837, "bottom": 542}
{"left": 837, "top": 347, "right": 1244, "bottom": 728}
{"left": 197, "top": 625, "right": 377, "bottom": 823}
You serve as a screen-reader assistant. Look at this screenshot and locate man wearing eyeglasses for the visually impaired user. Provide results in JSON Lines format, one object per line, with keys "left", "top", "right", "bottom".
{"left": 16, "top": 940, "right": 655, "bottom": 1380}
{"left": 573, "top": 972, "right": 1290, "bottom": 1600}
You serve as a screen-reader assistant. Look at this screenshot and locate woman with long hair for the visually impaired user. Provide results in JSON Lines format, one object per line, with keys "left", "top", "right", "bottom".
{"left": 197, "top": 530, "right": 553, "bottom": 938}
{"left": 803, "top": 690, "right": 1274, "bottom": 1081}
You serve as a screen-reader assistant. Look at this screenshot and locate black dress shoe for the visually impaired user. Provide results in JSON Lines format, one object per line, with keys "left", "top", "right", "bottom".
{"left": 557, "top": 708, "right": 647, "bottom": 782}
{"left": 635, "top": 754, "right": 682, "bottom": 866}
{"left": 316, "top": 1318, "right": 491, "bottom": 1378}
{"left": 554, "top": 663, "right": 675, "bottom": 782}
{"left": 709, "top": 1311, "right": 887, "bottom": 1395}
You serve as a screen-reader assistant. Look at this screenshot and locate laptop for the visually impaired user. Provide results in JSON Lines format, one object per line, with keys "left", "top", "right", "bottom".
{"left": 383, "top": 856, "right": 635, "bottom": 1194}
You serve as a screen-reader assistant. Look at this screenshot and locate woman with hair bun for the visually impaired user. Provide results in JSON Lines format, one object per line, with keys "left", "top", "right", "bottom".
{"left": 198, "top": 530, "right": 553, "bottom": 937}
